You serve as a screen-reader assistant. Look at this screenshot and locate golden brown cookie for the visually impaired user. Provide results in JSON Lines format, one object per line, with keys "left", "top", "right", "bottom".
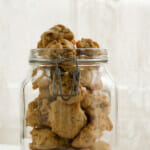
{"left": 30, "top": 128, "right": 69, "bottom": 150}
{"left": 49, "top": 100, "right": 87, "bottom": 139}
{"left": 93, "top": 115, "right": 113, "bottom": 131}
{"left": 39, "top": 87, "right": 51, "bottom": 99}
{"left": 37, "top": 24, "right": 75, "bottom": 48}
{"left": 81, "top": 92, "right": 113, "bottom": 132}
{"left": 26, "top": 98, "right": 40, "bottom": 127}
{"left": 76, "top": 38, "right": 100, "bottom": 48}
{"left": 46, "top": 39, "right": 76, "bottom": 58}
{"left": 79, "top": 68, "right": 103, "bottom": 90}
{"left": 72, "top": 123, "right": 103, "bottom": 148}
{"left": 81, "top": 93, "right": 110, "bottom": 118}
{"left": 76, "top": 38, "right": 101, "bottom": 59}
{"left": 26, "top": 97, "right": 52, "bottom": 127}
{"left": 91, "top": 141, "right": 111, "bottom": 150}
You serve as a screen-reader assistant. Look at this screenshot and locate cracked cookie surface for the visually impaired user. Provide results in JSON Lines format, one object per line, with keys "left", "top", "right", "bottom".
{"left": 49, "top": 100, "right": 87, "bottom": 139}
{"left": 30, "top": 128, "right": 69, "bottom": 150}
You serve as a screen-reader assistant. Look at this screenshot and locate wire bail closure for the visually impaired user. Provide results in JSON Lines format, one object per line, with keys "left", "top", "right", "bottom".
{"left": 52, "top": 56, "right": 80, "bottom": 101}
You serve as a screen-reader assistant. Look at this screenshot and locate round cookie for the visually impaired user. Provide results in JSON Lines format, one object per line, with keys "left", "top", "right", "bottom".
{"left": 76, "top": 38, "right": 101, "bottom": 59}
{"left": 46, "top": 39, "right": 76, "bottom": 59}
{"left": 37, "top": 24, "right": 75, "bottom": 48}
{"left": 49, "top": 100, "right": 87, "bottom": 139}
{"left": 76, "top": 38, "right": 100, "bottom": 49}
{"left": 30, "top": 128, "right": 69, "bottom": 150}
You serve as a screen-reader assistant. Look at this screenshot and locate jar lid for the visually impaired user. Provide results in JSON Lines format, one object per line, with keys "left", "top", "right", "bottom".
{"left": 29, "top": 48, "right": 108, "bottom": 64}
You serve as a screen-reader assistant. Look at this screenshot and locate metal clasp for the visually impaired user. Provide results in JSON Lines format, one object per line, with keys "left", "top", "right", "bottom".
{"left": 52, "top": 56, "right": 80, "bottom": 101}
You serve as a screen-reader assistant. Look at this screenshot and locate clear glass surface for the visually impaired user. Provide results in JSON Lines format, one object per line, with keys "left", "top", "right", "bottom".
{"left": 20, "top": 49, "right": 117, "bottom": 150}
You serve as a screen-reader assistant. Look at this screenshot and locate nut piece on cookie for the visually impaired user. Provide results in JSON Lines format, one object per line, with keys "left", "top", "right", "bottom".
{"left": 30, "top": 128, "right": 69, "bottom": 150}
{"left": 72, "top": 123, "right": 103, "bottom": 148}
{"left": 26, "top": 97, "right": 51, "bottom": 127}
{"left": 37, "top": 24, "right": 75, "bottom": 48}
{"left": 49, "top": 100, "right": 87, "bottom": 139}
{"left": 80, "top": 68, "right": 103, "bottom": 90}
{"left": 91, "top": 141, "right": 111, "bottom": 150}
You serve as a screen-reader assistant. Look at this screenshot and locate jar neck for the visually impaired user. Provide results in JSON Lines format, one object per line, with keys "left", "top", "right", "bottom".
{"left": 29, "top": 48, "right": 108, "bottom": 65}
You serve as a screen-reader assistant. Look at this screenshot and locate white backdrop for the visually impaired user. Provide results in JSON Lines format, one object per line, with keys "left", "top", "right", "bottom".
{"left": 0, "top": 0, "right": 150, "bottom": 150}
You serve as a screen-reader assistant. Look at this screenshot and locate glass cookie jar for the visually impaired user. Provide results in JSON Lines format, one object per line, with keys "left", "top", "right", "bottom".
{"left": 20, "top": 48, "right": 117, "bottom": 150}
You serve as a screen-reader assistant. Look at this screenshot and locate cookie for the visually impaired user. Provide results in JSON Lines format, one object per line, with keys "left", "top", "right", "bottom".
{"left": 79, "top": 69, "right": 103, "bottom": 90}
{"left": 72, "top": 123, "right": 103, "bottom": 148}
{"left": 39, "top": 87, "right": 51, "bottom": 99}
{"left": 76, "top": 38, "right": 101, "bottom": 58}
{"left": 45, "top": 39, "right": 76, "bottom": 58}
{"left": 81, "top": 93, "right": 110, "bottom": 118}
{"left": 49, "top": 100, "right": 87, "bottom": 139}
{"left": 26, "top": 97, "right": 52, "bottom": 127}
{"left": 91, "top": 141, "right": 111, "bottom": 150}
{"left": 26, "top": 98, "right": 40, "bottom": 127}
{"left": 76, "top": 38, "right": 99, "bottom": 49}
{"left": 30, "top": 128, "right": 69, "bottom": 150}
{"left": 37, "top": 24, "right": 75, "bottom": 48}
{"left": 81, "top": 93, "right": 113, "bottom": 132}
{"left": 92, "top": 115, "right": 113, "bottom": 131}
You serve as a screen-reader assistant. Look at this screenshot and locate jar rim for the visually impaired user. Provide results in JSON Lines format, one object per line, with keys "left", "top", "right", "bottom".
{"left": 29, "top": 48, "right": 108, "bottom": 64}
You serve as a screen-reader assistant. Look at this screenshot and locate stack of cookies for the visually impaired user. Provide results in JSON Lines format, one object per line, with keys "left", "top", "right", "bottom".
{"left": 26, "top": 24, "right": 113, "bottom": 150}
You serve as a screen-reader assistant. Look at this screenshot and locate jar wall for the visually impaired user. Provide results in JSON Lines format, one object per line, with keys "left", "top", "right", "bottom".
{"left": 21, "top": 63, "right": 117, "bottom": 150}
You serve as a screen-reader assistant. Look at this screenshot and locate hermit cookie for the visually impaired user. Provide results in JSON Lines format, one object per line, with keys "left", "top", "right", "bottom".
{"left": 81, "top": 93, "right": 110, "bottom": 118}
{"left": 26, "top": 98, "right": 40, "bottom": 127}
{"left": 80, "top": 69, "right": 103, "bottom": 90}
{"left": 93, "top": 115, "right": 113, "bottom": 131}
{"left": 72, "top": 123, "right": 103, "bottom": 148}
{"left": 91, "top": 141, "right": 111, "bottom": 150}
{"left": 30, "top": 128, "right": 69, "bottom": 150}
{"left": 49, "top": 100, "right": 87, "bottom": 139}
{"left": 26, "top": 97, "right": 52, "bottom": 127}
{"left": 37, "top": 24, "right": 75, "bottom": 48}
{"left": 46, "top": 39, "right": 76, "bottom": 58}
{"left": 76, "top": 38, "right": 101, "bottom": 58}
{"left": 76, "top": 38, "right": 100, "bottom": 48}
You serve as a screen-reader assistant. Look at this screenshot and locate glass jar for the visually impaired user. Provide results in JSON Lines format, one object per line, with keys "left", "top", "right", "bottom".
{"left": 20, "top": 48, "right": 117, "bottom": 150}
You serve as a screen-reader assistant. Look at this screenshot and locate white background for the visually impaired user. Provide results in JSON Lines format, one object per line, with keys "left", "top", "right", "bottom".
{"left": 0, "top": 0, "right": 150, "bottom": 150}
